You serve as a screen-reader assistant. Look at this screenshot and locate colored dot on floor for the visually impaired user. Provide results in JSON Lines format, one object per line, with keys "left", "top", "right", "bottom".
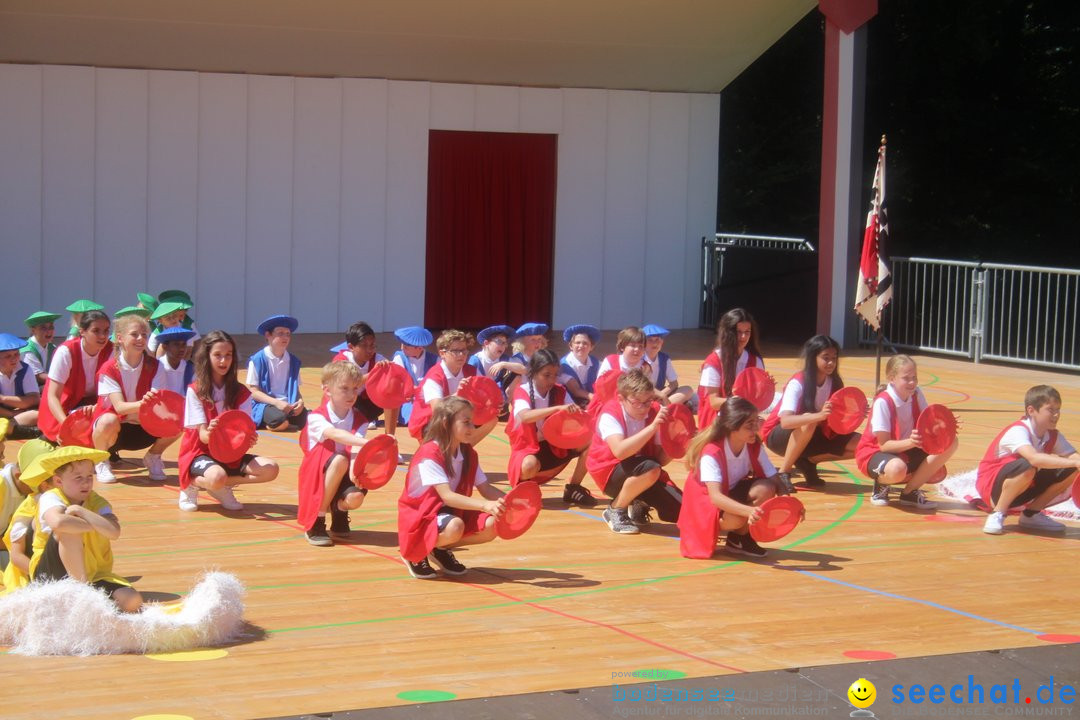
{"left": 397, "top": 690, "right": 457, "bottom": 703}
{"left": 843, "top": 650, "right": 897, "bottom": 661}
{"left": 633, "top": 668, "right": 688, "bottom": 680}
{"left": 1037, "top": 634, "right": 1080, "bottom": 644}
{"left": 131, "top": 715, "right": 195, "bottom": 720}
{"left": 146, "top": 649, "right": 229, "bottom": 662}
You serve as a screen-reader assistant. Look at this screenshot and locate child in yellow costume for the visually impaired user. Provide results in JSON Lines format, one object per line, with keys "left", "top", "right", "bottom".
{"left": 27, "top": 446, "right": 143, "bottom": 612}
{"left": 1, "top": 439, "right": 57, "bottom": 592}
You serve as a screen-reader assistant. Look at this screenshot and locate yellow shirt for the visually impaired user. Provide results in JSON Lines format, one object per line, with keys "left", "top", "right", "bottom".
{"left": 28, "top": 488, "right": 129, "bottom": 587}
{"left": 1, "top": 494, "right": 38, "bottom": 594}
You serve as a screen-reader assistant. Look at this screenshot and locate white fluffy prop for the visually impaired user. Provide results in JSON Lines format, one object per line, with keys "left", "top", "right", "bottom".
{"left": 938, "top": 468, "right": 1080, "bottom": 521}
{"left": 0, "top": 571, "right": 246, "bottom": 656}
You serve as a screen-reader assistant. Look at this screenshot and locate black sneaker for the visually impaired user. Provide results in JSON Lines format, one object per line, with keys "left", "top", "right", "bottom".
{"left": 776, "top": 472, "right": 797, "bottom": 495}
{"left": 305, "top": 516, "right": 333, "bottom": 547}
{"left": 329, "top": 509, "right": 351, "bottom": 537}
{"left": 402, "top": 555, "right": 439, "bottom": 579}
{"left": 795, "top": 458, "right": 825, "bottom": 487}
{"left": 627, "top": 500, "right": 652, "bottom": 526}
{"left": 725, "top": 532, "right": 767, "bottom": 558}
{"left": 562, "top": 482, "right": 598, "bottom": 507}
{"left": 430, "top": 547, "right": 468, "bottom": 576}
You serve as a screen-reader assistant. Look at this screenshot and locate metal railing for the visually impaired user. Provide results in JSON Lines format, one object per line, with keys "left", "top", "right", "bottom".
{"left": 859, "top": 258, "right": 1080, "bottom": 372}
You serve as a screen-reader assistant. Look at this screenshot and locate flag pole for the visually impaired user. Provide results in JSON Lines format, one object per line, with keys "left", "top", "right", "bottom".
{"left": 874, "top": 133, "right": 886, "bottom": 390}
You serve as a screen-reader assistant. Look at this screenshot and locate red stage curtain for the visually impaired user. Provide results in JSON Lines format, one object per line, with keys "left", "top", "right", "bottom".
{"left": 425, "top": 130, "right": 557, "bottom": 330}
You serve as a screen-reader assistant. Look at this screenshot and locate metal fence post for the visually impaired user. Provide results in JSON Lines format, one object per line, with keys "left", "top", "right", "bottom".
{"left": 970, "top": 268, "right": 986, "bottom": 363}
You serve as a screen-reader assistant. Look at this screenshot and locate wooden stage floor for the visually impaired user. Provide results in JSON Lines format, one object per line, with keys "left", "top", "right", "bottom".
{"left": 3, "top": 330, "right": 1079, "bottom": 720}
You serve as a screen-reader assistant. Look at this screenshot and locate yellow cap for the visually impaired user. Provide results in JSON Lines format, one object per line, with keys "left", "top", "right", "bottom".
{"left": 19, "top": 446, "right": 110, "bottom": 491}
{"left": 17, "top": 438, "right": 54, "bottom": 474}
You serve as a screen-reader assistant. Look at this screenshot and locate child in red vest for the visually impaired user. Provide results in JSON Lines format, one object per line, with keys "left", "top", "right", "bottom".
{"left": 855, "top": 355, "right": 956, "bottom": 510}
{"left": 697, "top": 308, "right": 766, "bottom": 430}
{"left": 397, "top": 396, "right": 506, "bottom": 579}
{"left": 298, "top": 362, "right": 372, "bottom": 546}
{"left": 586, "top": 369, "right": 682, "bottom": 534}
{"left": 408, "top": 329, "right": 497, "bottom": 444}
{"left": 37, "top": 310, "right": 114, "bottom": 445}
{"left": 90, "top": 315, "right": 180, "bottom": 483}
{"left": 979, "top": 385, "right": 1079, "bottom": 535}
{"left": 597, "top": 326, "right": 649, "bottom": 376}
{"left": 678, "top": 396, "right": 779, "bottom": 558}
{"left": 177, "top": 331, "right": 279, "bottom": 512}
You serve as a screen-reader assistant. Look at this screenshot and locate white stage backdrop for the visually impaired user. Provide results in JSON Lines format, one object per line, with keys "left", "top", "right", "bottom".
{"left": 0, "top": 64, "right": 719, "bottom": 334}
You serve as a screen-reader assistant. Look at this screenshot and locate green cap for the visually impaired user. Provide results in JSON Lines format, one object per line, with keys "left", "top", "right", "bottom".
{"left": 150, "top": 300, "right": 187, "bottom": 321}
{"left": 65, "top": 299, "right": 104, "bottom": 313}
{"left": 158, "top": 290, "right": 193, "bottom": 307}
{"left": 114, "top": 305, "right": 152, "bottom": 319}
{"left": 24, "top": 311, "right": 61, "bottom": 328}
{"left": 136, "top": 292, "right": 159, "bottom": 311}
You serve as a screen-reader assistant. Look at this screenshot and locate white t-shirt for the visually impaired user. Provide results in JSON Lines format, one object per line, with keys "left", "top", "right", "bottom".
{"left": 643, "top": 353, "right": 678, "bottom": 389}
{"left": 513, "top": 381, "right": 554, "bottom": 440}
{"left": 97, "top": 353, "right": 146, "bottom": 420}
{"left": 0, "top": 363, "right": 38, "bottom": 398}
{"left": 559, "top": 353, "right": 595, "bottom": 387}
{"left": 152, "top": 356, "right": 190, "bottom": 395}
{"left": 597, "top": 355, "right": 647, "bottom": 376}
{"left": 246, "top": 347, "right": 293, "bottom": 399}
{"left": 184, "top": 385, "right": 254, "bottom": 427}
{"left": 422, "top": 361, "right": 466, "bottom": 403}
{"left": 38, "top": 492, "right": 113, "bottom": 535}
{"left": 47, "top": 341, "right": 103, "bottom": 394}
{"left": 469, "top": 350, "right": 502, "bottom": 376}
{"left": 699, "top": 349, "right": 762, "bottom": 388}
{"left": 409, "top": 449, "right": 489, "bottom": 498}
{"left": 700, "top": 439, "right": 776, "bottom": 486}
{"left": 21, "top": 346, "right": 47, "bottom": 377}
{"left": 997, "top": 417, "right": 1075, "bottom": 458}
{"left": 392, "top": 352, "right": 426, "bottom": 381}
{"left": 779, "top": 376, "right": 834, "bottom": 415}
{"left": 869, "top": 385, "right": 928, "bottom": 440}
{"left": 598, "top": 408, "right": 661, "bottom": 448}
{"left": 306, "top": 405, "right": 369, "bottom": 454}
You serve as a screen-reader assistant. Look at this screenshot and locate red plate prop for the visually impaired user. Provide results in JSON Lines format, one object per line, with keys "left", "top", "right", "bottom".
{"left": 495, "top": 481, "right": 543, "bottom": 540}
{"left": 732, "top": 367, "right": 775, "bottom": 411}
{"left": 365, "top": 362, "right": 415, "bottom": 409}
{"left": 826, "top": 386, "right": 869, "bottom": 435}
{"left": 139, "top": 390, "right": 186, "bottom": 438}
{"left": 208, "top": 410, "right": 257, "bottom": 465}
{"left": 749, "top": 495, "right": 805, "bottom": 543}
{"left": 916, "top": 404, "right": 958, "bottom": 455}
{"left": 58, "top": 409, "right": 93, "bottom": 447}
{"left": 544, "top": 409, "right": 594, "bottom": 450}
{"left": 659, "top": 403, "right": 696, "bottom": 459}
{"left": 351, "top": 434, "right": 399, "bottom": 490}
{"left": 456, "top": 375, "right": 504, "bottom": 425}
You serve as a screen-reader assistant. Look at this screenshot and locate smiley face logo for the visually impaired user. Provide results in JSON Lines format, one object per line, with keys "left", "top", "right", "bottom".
{"left": 848, "top": 678, "right": 876, "bottom": 708}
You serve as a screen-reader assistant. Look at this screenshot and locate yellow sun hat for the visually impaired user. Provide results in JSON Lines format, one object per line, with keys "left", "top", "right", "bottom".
{"left": 19, "top": 446, "right": 109, "bottom": 491}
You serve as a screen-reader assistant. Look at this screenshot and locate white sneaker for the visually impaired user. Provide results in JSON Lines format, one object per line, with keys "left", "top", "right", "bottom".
{"left": 95, "top": 460, "right": 117, "bottom": 484}
{"left": 207, "top": 484, "right": 244, "bottom": 511}
{"left": 1018, "top": 511, "right": 1065, "bottom": 533}
{"left": 983, "top": 511, "right": 1005, "bottom": 535}
{"left": 143, "top": 453, "right": 166, "bottom": 481}
{"left": 178, "top": 484, "right": 199, "bottom": 512}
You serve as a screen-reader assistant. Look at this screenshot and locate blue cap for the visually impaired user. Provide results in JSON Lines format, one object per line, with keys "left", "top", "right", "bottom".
{"left": 642, "top": 324, "right": 670, "bottom": 338}
{"left": 515, "top": 322, "right": 549, "bottom": 339}
{"left": 477, "top": 325, "right": 515, "bottom": 345}
{"left": 329, "top": 341, "right": 348, "bottom": 353}
{"left": 156, "top": 326, "right": 196, "bottom": 345}
{"left": 395, "top": 326, "right": 433, "bottom": 347}
{"left": 0, "top": 333, "right": 25, "bottom": 352}
{"left": 562, "top": 324, "right": 600, "bottom": 344}
{"left": 257, "top": 315, "right": 299, "bottom": 335}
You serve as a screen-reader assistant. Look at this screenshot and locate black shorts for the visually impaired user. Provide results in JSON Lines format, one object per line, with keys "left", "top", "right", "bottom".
{"left": 866, "top": 448, "right": 928, "bottom": 480}
{"left": 261, "top": 404, "right": 308, "bottom": 430}
{"left": 322, "top": 454, "right": 367, "bottom": 502}
{"left": 604, "top": 456, "right": 683, "bottom": 523}
{"left": 189, "top": 453, "right": 256, "bottom": 478}
{"left": 766, "top": 424, "right": 855, "bottom": 459}
{"left": 990, "top": 458, "right": 1077, "bottom": 508}
{"left": 110, "top": 422, "right": 158, "bottom": 452}
{"left": 32, "top": 534, "right": 130, "bottom": 599}
{"left": 533, "top": 440, "right": 583, "bottom": 471}
{"left": 354, "top": 394, "right": 384, "bottom": 423}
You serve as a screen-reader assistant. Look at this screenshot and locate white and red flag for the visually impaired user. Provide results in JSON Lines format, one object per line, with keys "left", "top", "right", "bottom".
{"left": 854, "top": 137, "right": 893, "bottom": 331}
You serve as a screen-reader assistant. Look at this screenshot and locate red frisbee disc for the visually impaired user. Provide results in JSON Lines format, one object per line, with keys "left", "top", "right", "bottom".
{"left": 351, "top": 433, "right": 399, "bottom": 490}
{"left": 208, "top": 410, "right": 257, "bottom": 465}
{"left": 826, "top": 386, "right": 869, "bottom": 435}
{"left": 544, "top": 408, "right": 594, "bottom": 450}
{"left": 916, "top": 404, "right": 957, "bottom": 455}
{"left": 138, "top": 390, "right": 186, "bottom": 438}
{"left": 659, "top": 403, "right": 696, "bottom": 459}
{"left": 365, "top": 362, "right": 414, "bottom": 409}
{"left": 58, "top": 409, "right": 93, "bottom": 447}
{"left": 456, "top": 375, "right": 504, "bottom": 426}
{"left": 925, "top": 465, "right": 948, "bottom": 485}
{"left": 495, "top": 481, "right": 543, "bottom": 540}
{"left": 749, "top": 495, "right": 805, "bottom": 543}
{"left": 732, "top": 367, "right": 775, "bottom": 411}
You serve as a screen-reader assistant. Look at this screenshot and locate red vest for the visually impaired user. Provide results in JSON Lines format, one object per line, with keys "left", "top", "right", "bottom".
{"left": 696, "top": 351, "right": 760, "bottom": 430}
{"left": 397, "top": 441, "right": 480, "bottom": 562}
{"left": 505, "top": 383, "right": 569, "bottom": 487}
{"left": 296, "top": 401, "right": 367, "bottom": 530}
{"left": 585, "top": 398, "right": 662, "bottom": 493}
{"left": 760, "top": 372, "right": 841, "bottom": 439}
{"left": 178, "top": 383, "right": 253, "bottom": 489}
{"left": 678, "top": 440, "right": 766, "bottom": 558}
{"left": 974, "top": 420, "right": 1058, "bottom": 509}
{"left": 407, "top": 362, "right": 477, "bottom": 440}
{"left": 37, "top": 338, "right": 114, "bottom": 442}
{"left": 855, "top": 389, "right": 923, "bottom": 477}
{"left": 91, "top": 355, "right": 159, "bottom": 425}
